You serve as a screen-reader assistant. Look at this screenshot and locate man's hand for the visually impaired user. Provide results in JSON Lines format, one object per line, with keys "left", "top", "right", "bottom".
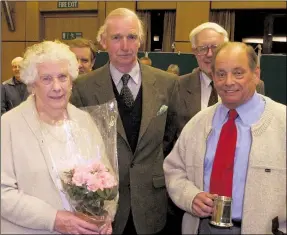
{"left": 192, "top": 192, "right": 218, "bottom": 218}
{"left": 54, "top": 211, "right": 100, "bottom": 234}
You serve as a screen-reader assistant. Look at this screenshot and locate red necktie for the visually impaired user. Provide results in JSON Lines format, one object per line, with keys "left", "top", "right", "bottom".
{"left": 209, "top": 109, "right": 238, "bottom": 197}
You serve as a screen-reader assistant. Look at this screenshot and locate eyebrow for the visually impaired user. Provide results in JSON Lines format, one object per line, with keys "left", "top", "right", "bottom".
{"left": 233, "top": 67, "right": 244, "bottom": 70}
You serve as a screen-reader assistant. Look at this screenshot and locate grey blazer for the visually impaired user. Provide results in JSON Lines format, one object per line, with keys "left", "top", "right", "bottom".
{"left": 1, "top": 77, "right": 29, "bottom": 114}
{"left": 178, "top": 68, "right": 265, "bottom": 133}
{"left": 70, "top": 63, "right": 180, "bottom": 234}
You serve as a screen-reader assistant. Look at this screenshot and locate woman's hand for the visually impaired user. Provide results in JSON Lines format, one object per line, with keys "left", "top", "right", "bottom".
{"left": 54, "top": 211, "right": 100, "bottom": 234}
{"left": 99, "top": 221, "right": 113, "bottom": 235}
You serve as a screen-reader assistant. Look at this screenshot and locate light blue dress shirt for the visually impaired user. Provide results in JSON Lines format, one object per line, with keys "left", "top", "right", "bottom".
{"left": 204, "top": 92, "right": 265, "bottom": 220}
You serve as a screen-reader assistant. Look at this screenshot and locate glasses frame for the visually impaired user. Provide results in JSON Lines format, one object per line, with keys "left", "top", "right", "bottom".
{"left": 195, "top": 44, "right": 218, "bottom": 56}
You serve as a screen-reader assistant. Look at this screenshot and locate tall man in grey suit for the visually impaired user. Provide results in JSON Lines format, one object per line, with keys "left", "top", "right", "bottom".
{"left": 70, "top": 8, "right": 179, "bottom": 235}
{"left": 179, "top": 22, "right": 265, "bottom": 132}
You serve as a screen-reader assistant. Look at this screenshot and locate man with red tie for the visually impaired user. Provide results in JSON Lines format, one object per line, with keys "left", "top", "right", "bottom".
{"left": 163, "top": 42, "right": 286, "bottom": 234}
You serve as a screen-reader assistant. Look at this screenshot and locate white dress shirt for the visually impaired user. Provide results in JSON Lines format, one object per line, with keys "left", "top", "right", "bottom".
{"left": 200, "top": 72, "right": 219, "bottom": 110}
{"left": 109, "top": 62, "right": 142, "bottom": 100}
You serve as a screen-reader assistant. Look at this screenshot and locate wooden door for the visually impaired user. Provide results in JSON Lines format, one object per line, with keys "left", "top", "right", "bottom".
{"left": 41, "top": 12, "right": 99, "bottom": 43}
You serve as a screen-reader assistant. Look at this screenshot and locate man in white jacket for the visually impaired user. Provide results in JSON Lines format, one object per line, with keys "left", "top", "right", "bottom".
{"left": 163, "top": 42, "right": 286, "bottom": 234}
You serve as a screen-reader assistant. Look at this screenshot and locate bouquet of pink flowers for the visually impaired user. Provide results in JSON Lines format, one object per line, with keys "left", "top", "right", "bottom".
{"left": 62, "top": 160, "right": 118, "bottom": 221}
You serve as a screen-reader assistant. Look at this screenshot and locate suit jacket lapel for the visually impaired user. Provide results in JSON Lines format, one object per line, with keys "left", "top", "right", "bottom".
{"left": 184, "top": 69, "right": 201, "bottom": 115}
{"left": 93, "top": 63, "right": 128, "bottom": 144}
{"left": 137, "top": 65, "right": 161, "bottom": 147}
{"left": 21, "top": 96, "right": 59, "bottom": 191}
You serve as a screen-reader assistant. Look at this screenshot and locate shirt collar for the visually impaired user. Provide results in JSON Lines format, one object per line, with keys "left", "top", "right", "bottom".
{"left": 217, "top": 92, "right": 264, "bottom": 126}
{"left": 13, "top": 76, "right": 23, "bottom": 85}
{"left": 200, "top": 71, "right": 212, "bottom": 88}
{"left": 236, "top": 92, "right": 264, "bottom": 125}
{"left": 109, "top": 62, "right": 140, "bottom": 86}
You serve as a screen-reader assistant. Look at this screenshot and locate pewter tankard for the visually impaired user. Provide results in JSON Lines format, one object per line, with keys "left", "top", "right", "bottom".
{"left": 210, "top": 196, "right": 233, "bottom": 227}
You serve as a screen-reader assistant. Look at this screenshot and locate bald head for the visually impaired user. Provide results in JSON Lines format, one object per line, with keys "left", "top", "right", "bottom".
{"left": 12, "top": 57, "right": 23, "bottom": 65}
{"left": 211, "top": 42, "right": 260, "bottom": 109}
{"left": 211, "top": 42, "right": 258, "bottom": 74}
{"left": 11, "top": 57, "right": 23, "bottom": 80}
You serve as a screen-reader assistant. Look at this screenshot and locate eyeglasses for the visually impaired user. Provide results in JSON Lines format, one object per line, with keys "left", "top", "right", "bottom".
{"left": 39, "top": 75, "right": 69, "bottom": 85}
{"left": 195, "top": 45, "right": 218, "bottom": 55}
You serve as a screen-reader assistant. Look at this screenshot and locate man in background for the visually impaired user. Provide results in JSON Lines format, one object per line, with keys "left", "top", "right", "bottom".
{"left": 167, "top": 64, "right": 180, "bottom": 76}
{"left": 68, "top": 38, "right": 96, "bottom": 75}
{"left": 1, "top": 57, "right": 28, "bottom": 114}
{"left": 179, "top": 22, "right": 265, "bottom": 133}
{"left": 139, "top": 56, "right": 152, "bottom": 66}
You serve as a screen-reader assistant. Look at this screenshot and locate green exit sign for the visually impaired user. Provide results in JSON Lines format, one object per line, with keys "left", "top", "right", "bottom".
{"left": 58, "top": 1, "right": 78, "bottom": 8}
{"left": 62, "top": 32, "right": 82, "bottom": 40}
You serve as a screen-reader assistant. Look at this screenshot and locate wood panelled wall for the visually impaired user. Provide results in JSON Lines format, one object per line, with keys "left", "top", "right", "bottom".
{"left": 1, "top": 1, "right": 286, "bottom": 82}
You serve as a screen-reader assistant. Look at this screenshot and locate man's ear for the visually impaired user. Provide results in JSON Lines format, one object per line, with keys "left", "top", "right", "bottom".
{"left": 27, "top": 83, "right": 35, "bottom": 95}
{"left": 91, "top": 58, "right": 96, "bottom": 67}
{"left": 253, "top": 66, "right": 261, "bottom": 85}
{"left": 100, "top": 36, "right": 107, "bottom": 50}
{"left": 191, "top": 46, "right": 197, "bottom": 55}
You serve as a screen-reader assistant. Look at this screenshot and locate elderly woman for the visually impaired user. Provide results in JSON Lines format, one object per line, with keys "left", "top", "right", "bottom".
{"left": 1, "top": 41, "right": 115, "bottom": 234}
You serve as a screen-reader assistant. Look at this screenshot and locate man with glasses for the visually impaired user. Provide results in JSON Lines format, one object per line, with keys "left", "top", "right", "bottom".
{"left": 178, "top": 22, "right": 265, "bottom": 133}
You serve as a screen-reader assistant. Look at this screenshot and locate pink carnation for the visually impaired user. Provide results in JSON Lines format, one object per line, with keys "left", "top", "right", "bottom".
{"left": 70, "top": 160, "right": 117, "bottom": 191}
{"left": 91, "top": 161, "right": 107, "bottom": 173}
{"left": 98, "top": 171, "right": 117, "bottom": 188}
{"left": 86, "top": 173, "right": 104, "bottom": 191}
{"left": 72, "top": 167, "right": 91, "bottom": 186}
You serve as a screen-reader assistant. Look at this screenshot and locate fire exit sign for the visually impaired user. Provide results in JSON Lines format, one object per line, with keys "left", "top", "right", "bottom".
{"left": 58, "top": 1, "right": 78, "bottom": 8}
{"left": 62, "top": 32, "right": 82, "bottom": 40}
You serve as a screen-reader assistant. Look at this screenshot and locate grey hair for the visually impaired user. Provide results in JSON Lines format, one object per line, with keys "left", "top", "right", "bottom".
{"left": 189, "top": 22, "right": 229, "bottom": 48}
{"left": 96, "top": 8, "right": 144, "bottom": 45}
{"left": 11, "top": 57, "right": 23, "bottom": 65}
{"left": 20, "top": 40, "right": 79, "bottom": 84}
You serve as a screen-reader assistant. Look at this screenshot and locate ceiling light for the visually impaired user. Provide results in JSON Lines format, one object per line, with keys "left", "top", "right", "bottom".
{"left": 242, "top": 36, "right": 287, "bottom": 44}
{"left": 153, "top": 36, "right": 159, "bottom": 42}
{"left": 273, "top": 36, "right": 287, "bottom": 42}
{"left": 242, "top": 38, "right": 263, "bottom": 44}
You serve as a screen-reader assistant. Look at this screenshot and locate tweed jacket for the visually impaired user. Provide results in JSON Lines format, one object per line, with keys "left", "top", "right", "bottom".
{"left": 178, "top": 68, "right": 266, "bottom": 133}
{"left": 164, "top": 95, "right": 286, "bottom": 234}
{"left": 70, "top": 62, "right": 180, "bottom": 234}
{"left": 1, "top": 77, "right": 29, "bottom": 114}
{"left": 1, "top": 96, "right": 109, "bottom": 234}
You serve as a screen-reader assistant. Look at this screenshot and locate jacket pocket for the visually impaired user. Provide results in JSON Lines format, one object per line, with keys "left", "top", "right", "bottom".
{"left": 153, "top": 175, "right": 166, "bottom": 188}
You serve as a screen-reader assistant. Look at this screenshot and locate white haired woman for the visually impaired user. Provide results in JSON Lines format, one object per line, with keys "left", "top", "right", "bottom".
{"left": 1, "top": 41, "right": 113, "bottom": 234}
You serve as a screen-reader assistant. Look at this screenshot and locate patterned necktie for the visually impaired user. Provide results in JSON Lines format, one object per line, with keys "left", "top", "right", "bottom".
{"left": 209, "top": 109, "right": 238, "bottom": 197}
{"left": 208, "top": 81, "right": 218, "bottom": 107}
{"left": 120, "top": 74, "right": 134, "bottom": 108}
